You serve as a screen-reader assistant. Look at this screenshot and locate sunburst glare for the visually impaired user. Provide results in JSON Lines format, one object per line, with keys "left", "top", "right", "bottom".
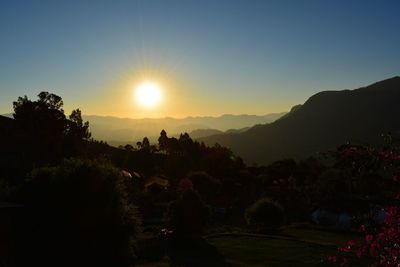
{"left": 134, "top": 81, "right": 163, "bottom": 108}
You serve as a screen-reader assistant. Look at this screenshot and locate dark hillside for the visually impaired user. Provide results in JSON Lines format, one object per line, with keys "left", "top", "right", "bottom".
{"left": 201, "top": 77, "right": 400, "bottom": 164}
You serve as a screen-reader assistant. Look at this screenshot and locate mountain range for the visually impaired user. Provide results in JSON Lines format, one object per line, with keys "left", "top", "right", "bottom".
{"left": 3, "top": 76, "right": 399, "bottom": 165}
{"left": 80, "top": 113, "right": 286, "bottom": 145}
{"left": 2, "top": 111, "right": 285, "bottom": 147}
{"left": 200, "top": 76, "right": 400, "bottom": 165}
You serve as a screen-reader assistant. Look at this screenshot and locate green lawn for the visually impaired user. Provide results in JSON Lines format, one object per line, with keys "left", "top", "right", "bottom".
{"left": 137, "top": 227, "right": 365, "bottom": 267}
{"left": 207, "top": 234, "right": 332, "bottom": 267}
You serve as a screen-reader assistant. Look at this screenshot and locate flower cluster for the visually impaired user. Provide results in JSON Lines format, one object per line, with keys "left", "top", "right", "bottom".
{"left": 323, "top": 207, "right": 400, "bottom": 266}
{"left": 323, "top": 139, "right": 400, "bottom": 266}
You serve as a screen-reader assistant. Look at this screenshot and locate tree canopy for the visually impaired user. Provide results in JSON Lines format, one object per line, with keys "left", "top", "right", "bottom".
{"left": 12, "top": 92, "right": 91, "bottom": 166}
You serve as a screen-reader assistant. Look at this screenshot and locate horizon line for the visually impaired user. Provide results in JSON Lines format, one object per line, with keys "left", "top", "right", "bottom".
{"left": 1, "top": 111, "right": 288, "bottom": 120}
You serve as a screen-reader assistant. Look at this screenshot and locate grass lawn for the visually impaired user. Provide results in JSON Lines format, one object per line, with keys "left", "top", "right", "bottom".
{"left": 207, "top": 234, "right": 334, "bottom": 267}
{"left": 137, "top": 227, "right": 366, "bottom": 267}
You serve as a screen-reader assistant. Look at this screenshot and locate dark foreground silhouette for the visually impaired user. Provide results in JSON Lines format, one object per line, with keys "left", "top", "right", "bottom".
{"left": 166, "top": 237, "right": 230, "bottom": 267}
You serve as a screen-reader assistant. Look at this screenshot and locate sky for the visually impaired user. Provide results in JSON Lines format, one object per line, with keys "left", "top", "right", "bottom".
{"left": 0, "top": 0, "right": 399, "bottom": 118}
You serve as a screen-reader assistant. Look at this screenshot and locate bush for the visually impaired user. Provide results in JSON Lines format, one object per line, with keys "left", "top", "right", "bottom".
{"left": 18, "top": 158, "right": 140, "bottom": 267}
{"left": 186, "top": 171, "right": 220, "bottom": 201}
{"left": 165, "top": 189, "right": 209, "bottom": 238}
{"left": 245, "top": 197, "right": 285, "bottom": 230}
{"left": 0, "top": 179, "right": 14, "bottom": 199}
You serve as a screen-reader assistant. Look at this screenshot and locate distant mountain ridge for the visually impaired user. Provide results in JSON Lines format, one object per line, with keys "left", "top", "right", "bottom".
{"left": 81, "top": 112, "right": 286, "bottom": 144}
{"left": 200, "top": 76, "right": 400, "bottom": 165}
{"left": 186, "top": 126, "right": 251, "bottom": 140}
{"left": 2, "top": 111, "right": 286, "bottom": 145}
{"left": 187, "top": 129, "right": 223, "bottom": 139}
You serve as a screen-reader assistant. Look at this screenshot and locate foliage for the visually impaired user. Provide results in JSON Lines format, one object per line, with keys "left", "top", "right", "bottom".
{"left": 245, "top": 197, "right": 285, "bottom": 230}
{"left": 323, "top": 139, "right": 400, "bottom": 267}
{"left": 323, "top": 207, "right": 400, "bottom": 267}
{"left": 155, "top": 129, "right": 244, "bottom": 184}
{"left": 67, "top": 108, "right": 91, "bottom": 140}
{"left": 0, "top": 179, "right": 14, "bottom": 199}
{"left": 158, "top": 129, "right": 168, "bottom": 151}
{"left": 12, "top": 92, "right": 91, "bottom": 166}
{"left": 165, "top": 189, "right": 209, "bottom": 238}
{"left": 19, "top": 158, "right": 140, "bottom": 266}
{"left": 186, "top": 171, "right": 220, "bottom": 201}
{"left": 9, "top": 92, "right": 400, "bottom": 266}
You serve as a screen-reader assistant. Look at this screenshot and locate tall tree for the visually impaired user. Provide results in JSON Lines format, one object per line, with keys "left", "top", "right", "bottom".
{"left": 13, "top": 92, "right": 67, "bottom": 164}
{"left": 158, "top": 129, "right": 168, "bottom": 151}
{"left": 68, "top": 109, "right": 91, "bottom": 140}
{"left": 137, "top": 137, "right": 151, "bottom": 152}
{"left": 12, "top": 92, "right": 90, "bottom": 165}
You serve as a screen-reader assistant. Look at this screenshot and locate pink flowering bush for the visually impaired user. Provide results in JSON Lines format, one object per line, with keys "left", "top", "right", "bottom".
{"left": 324, "top": 206, "right": 400, "bottom": 267}
{"left": 323, "top": 138, "right": 400, "bottom": 266}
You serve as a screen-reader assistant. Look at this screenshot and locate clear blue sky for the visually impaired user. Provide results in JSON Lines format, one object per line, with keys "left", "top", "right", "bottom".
{"left": 0, "top": 0, "right": 399, "bottom": 118}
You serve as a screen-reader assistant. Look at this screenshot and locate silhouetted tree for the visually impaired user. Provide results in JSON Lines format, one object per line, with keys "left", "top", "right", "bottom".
{"left": 136, "top": 137, "right": 150, "bottom": 151}
{"left": 158, "top": 129, "right": 168, "bottom": 151}
{"left": 142, "top": 137, "right": 150, "bottom": 148}
{"left": 67, "top": 109, "right": 91, "bottom": 140}
{"left": 167, "top": 137, "right": 181, "bottom": 155}
{"left": 64, "top": 109, "right": 91, "bottom": 156}
{"left": 13, "top": 92, "right": 67, "bottom": 164}
{"left": 124, "top": 144, "right": 134, "bottom": 151}
{"left": 37, "top": 91, "right": 64, "bottom": 110}
{"left": 12, "top": 92, "right": 91, "bottom": 164}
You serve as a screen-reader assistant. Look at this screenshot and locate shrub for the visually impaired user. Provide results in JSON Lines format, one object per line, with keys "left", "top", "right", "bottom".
{"left": 18, "top": 158, "right": 140, "bottom": 267}
{"left": 0, "top": 179, "right": 14, "bottom": 199}
{"left": 245, "top": 197, "right": 285, "bottom": 230}
{"left": 165, "top": 189, "right": 209, "bottom": 238}
{"left": 186, "top": 171, "right": 220, "bottom": 201}
{"left": 323, "top": 142, "right": 400, "bottom": 267}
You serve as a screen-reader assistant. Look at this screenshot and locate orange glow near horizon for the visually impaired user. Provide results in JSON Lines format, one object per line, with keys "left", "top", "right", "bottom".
{"left": 71, "top": 65, "right": 293, "bottom": 119}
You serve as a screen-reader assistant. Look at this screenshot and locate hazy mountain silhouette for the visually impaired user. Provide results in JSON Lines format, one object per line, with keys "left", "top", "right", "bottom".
{"left": 188, "top": 127, "right": 251, "bottom": 139}
{"left": 225, "top": 127, "right": 251, "bottom": 134}
{"left": 200, "top": 76, "right": 400, "bottom": 165}
{"left": 81, "top": 112, "right": 286, "bottom": 144}
{"left": 188, "top": 129, "right": 224, "bottom": 139}
{"left": 1, "top": 112, "right": 285, "bottom": 145}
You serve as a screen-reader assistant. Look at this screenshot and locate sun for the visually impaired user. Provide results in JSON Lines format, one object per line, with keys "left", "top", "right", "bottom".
{"left": 134, "top": 81, "right": 163, "bottom": 108}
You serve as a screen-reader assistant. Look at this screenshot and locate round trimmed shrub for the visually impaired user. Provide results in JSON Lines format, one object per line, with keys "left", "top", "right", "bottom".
{"left": 245, "top": 197, "right": 285, "bottom": 230}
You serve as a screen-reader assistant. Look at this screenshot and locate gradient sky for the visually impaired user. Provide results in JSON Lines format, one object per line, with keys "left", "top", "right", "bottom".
{"left": 0, "top": 0, "right": 399, "bottom": 118}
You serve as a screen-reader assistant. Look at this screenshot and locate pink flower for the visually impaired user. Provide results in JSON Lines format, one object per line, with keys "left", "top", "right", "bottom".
{"left": 323, "top": 145, "right": 400, "bottom": 267}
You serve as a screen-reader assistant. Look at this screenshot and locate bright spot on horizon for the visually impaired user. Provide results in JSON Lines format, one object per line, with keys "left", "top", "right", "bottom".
{"left": 134, "top": 81, "right": 163, "bottom": 108}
